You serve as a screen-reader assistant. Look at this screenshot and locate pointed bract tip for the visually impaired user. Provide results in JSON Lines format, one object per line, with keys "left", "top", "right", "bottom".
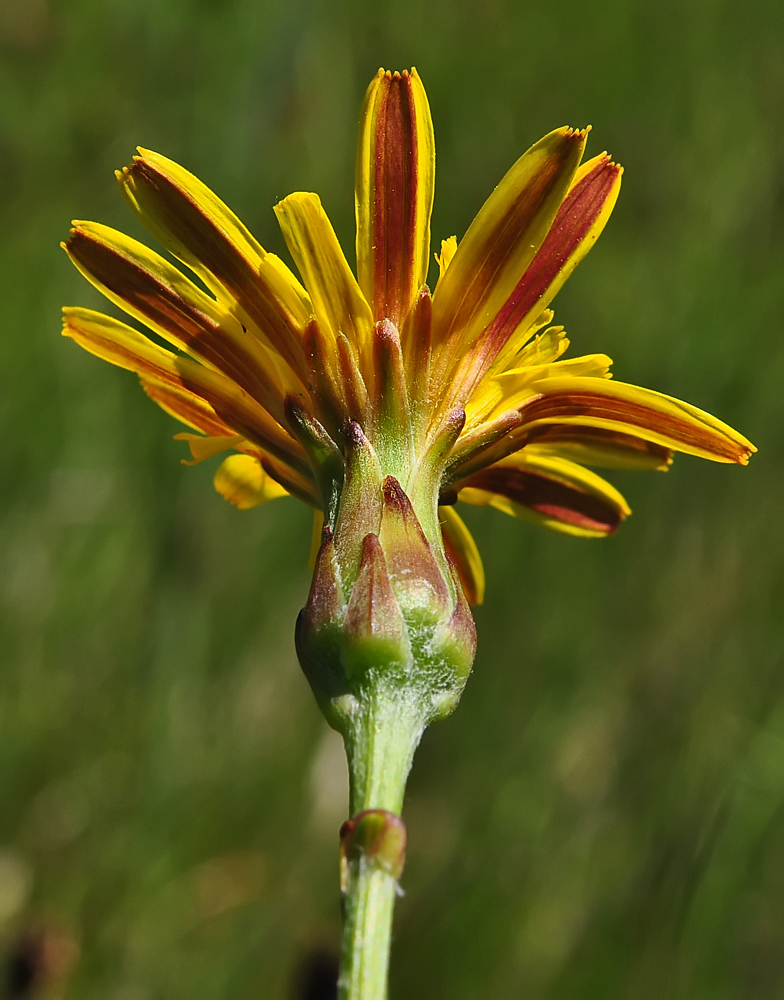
{"left": 446, "top": 558, "right": 479, "bottom": 649}
{"left": 437, "top": 407, "right": 467, "bottom": 450}
{"left": 360, "top": 530, "right": 381, "bottom": 559}
{"left": 379, "top": 477, "right": 452, "bottom": 616}
{"left": 342, "top": 531, "right": 410, "bottom": 663}
{"left": 302, "top": 520, "right": 344, "bottom": 632}
{"left": 375, "top": 317, "right": 401, "bottom": 341}
{"left": 283, "top": 392, "right": 306, "bottom": 421}
{"left": 381, "top": 475, "right": 407, "bottom": 509}
{"left": 346, "top": 420, "right": 367, "bottom": 449}
{"left": 303, "top": 314, "right": 320, "bottom": 340}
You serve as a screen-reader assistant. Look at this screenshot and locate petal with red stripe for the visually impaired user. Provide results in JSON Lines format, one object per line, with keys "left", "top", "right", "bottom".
{"left": 439, "top": 505, "right": 485, "bottom": 606}
{"left": 431, "top": 127, "right": 587, "bottom": 365}
{"left": 118, "top": 149, "right": 311, "bottom": 380}
{"left": 355, "top": 68, "right": 435, "bottom": 327}
{"left": 62, "top": 307, "right": 309, "bottom": 475}
{"left": 458, "top": 452, "right": 631, "bottom": 538}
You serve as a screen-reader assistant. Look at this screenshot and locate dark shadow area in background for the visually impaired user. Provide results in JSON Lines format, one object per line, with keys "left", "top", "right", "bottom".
{"left": 292, "top": 948, "right": 338, "bottom": 1000}
{"left": 5, "top": 937, "right": 37, "bottom": 999}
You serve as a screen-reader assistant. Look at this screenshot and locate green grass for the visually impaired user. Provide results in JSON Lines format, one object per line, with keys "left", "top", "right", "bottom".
{"left": 1, "top": 0, "right": 783, "bottom": 996}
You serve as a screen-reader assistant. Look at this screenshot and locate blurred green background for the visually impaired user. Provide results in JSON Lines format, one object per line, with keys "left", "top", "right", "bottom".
{"left": 1, "top": 0, "right": 782, "bottom": 996}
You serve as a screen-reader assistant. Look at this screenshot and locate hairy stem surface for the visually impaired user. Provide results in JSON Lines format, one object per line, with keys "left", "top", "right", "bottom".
{"left": 338, "top": 685, "right": 426, "bottom": 1000}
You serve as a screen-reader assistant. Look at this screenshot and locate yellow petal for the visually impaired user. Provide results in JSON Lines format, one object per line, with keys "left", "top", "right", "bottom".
{"left": 468, "top": 353, "right": 613, "bottom": 429}
{"left": 516, "top": 376, "right": 756, "bottom": 464}
{"left": 486, "top": 310, "right": 558, "bottom": 375}
{"left": 458, "top": 451, "right": 630, "bottom": 538}
{"left": 173, "top": 433, "right": 245, "bottom": 465}
{"left": 450, "top": 375, "right": 755, "bottom": 483}
{"left": 431, "top": 127, "right": 588, "bottom": 355}
{"left": 140, "top": 376, "right": 236, "bottom": 437}
{"left": 432, "top": 150, "right": 622, "bottom": 416}
{"left": 435, "top": 236, "right": 457, "bottom": 283}
{"left": 523, "top": 153, "right": 622, "bottom": 315}
{"left": 274, "top": 192, "right": 373, "bottom": 352}
{"left": 64, "top": 223, "right": 294, "bottom": 417}
{"left": 214, "top": 454, "right": 289, "bottom": 510}
{"left": 471, "top": 154, "right": 623, "bottom": 370}
{"left": 62, "top": 307, "right": 309, "bottom": 473}
{"left": 355, "top": 68, "right": 435, "bottom": 326}
{"left": 117, "top": 149, "right": 311, "bottom": 379}
{"left": 524, "top": 425, "right": 672, "bottom": 471}
{"left": 439, "top": 505, "right": 485, "bottom": 605}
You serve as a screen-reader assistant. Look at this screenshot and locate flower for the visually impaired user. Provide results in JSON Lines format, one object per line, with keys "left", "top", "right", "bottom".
{"left": 61, "top": 75, "right": 757, "bottom": 988}
{"left": 62, "top": 67, "right": 754, "bottom": 620}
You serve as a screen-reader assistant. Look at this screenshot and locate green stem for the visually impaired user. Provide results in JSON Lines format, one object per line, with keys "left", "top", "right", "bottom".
{"left": 338, "top": 684, "right": 426, "bottom": 1000}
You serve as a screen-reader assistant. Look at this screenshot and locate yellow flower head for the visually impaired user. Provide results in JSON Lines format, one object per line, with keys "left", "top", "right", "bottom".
{"left": 62, "top": 68, "right": 754, "bottom": 616}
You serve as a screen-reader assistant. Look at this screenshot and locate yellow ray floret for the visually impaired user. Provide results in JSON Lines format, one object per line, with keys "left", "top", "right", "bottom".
{"left": 60, "top": 67, "right": 754, "bottom": 607}
{"left": 458, "top": 451, "right": 631, "bottom": 538}
{"left": 62, "top": 307, "right": 308, "bottom": 475}
{"left": 439, "top": 505, "right": 485, "bottom": 606}
{"left": 431, "top": 127, "right": 587, "bottom": 357}
{"left": 355, "top": 69, "right": 435, "bottom": 327}
{"left": 214, "top": 454, "right": 289, "bottom": 510}
{"left": 274, "top": 192, "right": 373, "bottom": 353}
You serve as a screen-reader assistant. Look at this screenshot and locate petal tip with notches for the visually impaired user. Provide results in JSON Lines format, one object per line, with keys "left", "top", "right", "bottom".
{"left": 355, "top": 67, "right": 435, "bottom": 328}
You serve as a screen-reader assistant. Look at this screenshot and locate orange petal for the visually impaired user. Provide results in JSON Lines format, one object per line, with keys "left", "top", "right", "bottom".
{"left": 140, "top": 376, "right": 237, "bottom": 438}
{"left": 437, "top": 154, "right": 622, "bottom": 412}
{"left": 174, "top": 433, "right": 245, "bottom": 466}
{"left": 516, "top": 378, "right": 755, "bottom": 464}
{"left": 522, "top": 424, "right": 672, "bottom": 471}
{"left": 449, "top": 376, "right": 755, "bottom": 480}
